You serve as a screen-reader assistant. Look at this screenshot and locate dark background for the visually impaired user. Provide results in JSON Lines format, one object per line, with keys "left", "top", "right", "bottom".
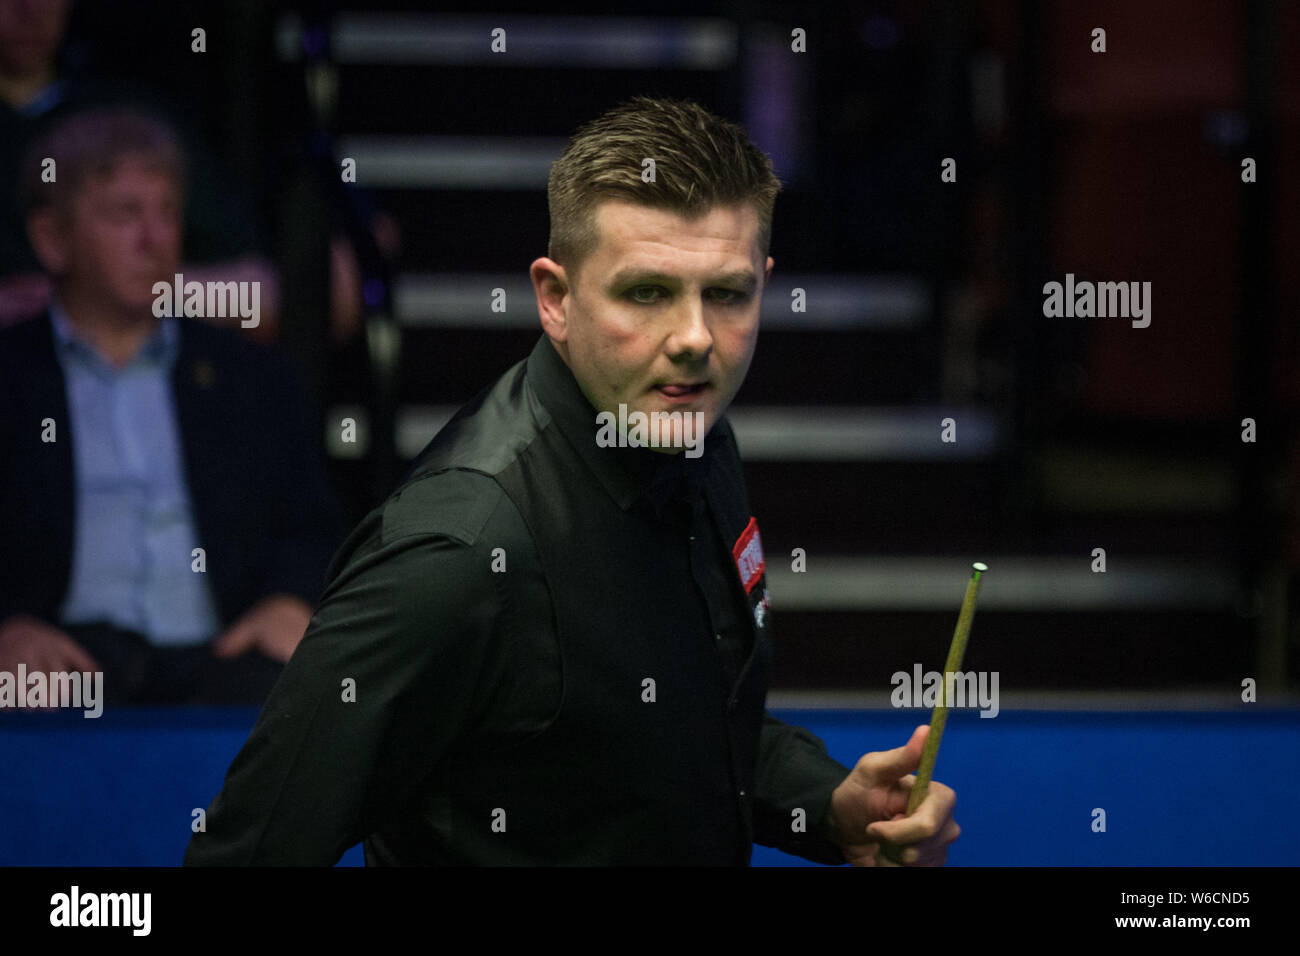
{"left": 51, "top": 0, "right": 1300, "bottom": 699}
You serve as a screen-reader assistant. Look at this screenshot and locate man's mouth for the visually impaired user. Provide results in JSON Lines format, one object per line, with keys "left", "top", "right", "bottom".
{"left": 654, "top": 383, "right": 708, "bottom": 399}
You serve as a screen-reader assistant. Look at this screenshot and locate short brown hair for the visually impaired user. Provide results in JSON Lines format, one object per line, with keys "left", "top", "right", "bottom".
{"left": 20, "top": 105, "right": 186, "bottom": 216}
{"left": 547, "top": 96, "right": 781, "bottom": 278}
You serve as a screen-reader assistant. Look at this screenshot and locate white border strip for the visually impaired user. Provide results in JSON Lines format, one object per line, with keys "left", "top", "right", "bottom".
{"left": 391, "top": 405, "right": 996, "bottom": 462}
{"left": 278, "top": 13, "right": 738, "bottom": 68}
{"left": 393, "top": 273, "right": 929, "bottom": 329}
{"left": 767, "top": 689, "right": 1293, "bottom": 711}
{"left": 337, "top": 137, "right": 566, "bottom": 189}
{"left": 763, "top": 556, "right": 1232, "bottom": 610}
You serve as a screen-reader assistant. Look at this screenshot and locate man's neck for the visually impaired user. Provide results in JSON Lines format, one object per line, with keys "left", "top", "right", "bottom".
{"left": 56, "top": 291, "right": 162, "bottom": 369}
{"left": 0, "top": 66, "right": 56, "bottom": 111}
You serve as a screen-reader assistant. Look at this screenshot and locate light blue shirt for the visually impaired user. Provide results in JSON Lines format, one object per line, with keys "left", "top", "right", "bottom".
{"left": 51, "top": 301, "right": 220, "bottom": 646}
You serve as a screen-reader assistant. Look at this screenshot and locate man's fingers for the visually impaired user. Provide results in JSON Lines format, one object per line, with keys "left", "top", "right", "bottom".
{"left": 867, "top": 816, "right": 934, "bottom": 849}
{"left": 212, "top": 622, "right": 254, "bottom": 658}
{"left": 59, "top": 639, "right": 101, "bottom": 674}
{"left": 874, "top": 844, "right": 903, "bottom": 867}
{"left": 855, "top": 725, "right": 928, "bottom": 786}
{"left": 882, "top": 825, "right": 959, "bottom": 865}
{"left": 257, "top": 624, "right": 300, "bottom": 663}
{"left": 847, "top": 842, "right": 881, "bottom": 867}
{"left": 909, "top": 846, "right": 948, "bottom": 867}
{"left": 31, "top": 646, "right": 69, "bottom": 677}
{"left": 866, "top": 782, "right": 957, "bottom": 847}
{"left": 889, "top": 774, "right": 916, "bottom": 808}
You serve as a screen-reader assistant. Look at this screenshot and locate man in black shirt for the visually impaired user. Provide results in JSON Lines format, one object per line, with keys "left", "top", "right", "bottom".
{"left": 185, "top": 96, "right": 959, "bottom": 866}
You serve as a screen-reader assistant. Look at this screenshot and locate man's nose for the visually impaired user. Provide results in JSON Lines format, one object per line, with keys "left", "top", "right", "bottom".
{"left": 667, "top": 292, "right": 713, "bottom": 359}
{"left": 141, "top": 210, "right": 179, "bottom": 256}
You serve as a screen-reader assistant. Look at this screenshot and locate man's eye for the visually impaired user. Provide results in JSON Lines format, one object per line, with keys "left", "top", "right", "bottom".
{"left": 707, "top": 288, "right": 748, "bottom": 305}
{"left": 627, "top": 286, "right": 664, "bottom": 304}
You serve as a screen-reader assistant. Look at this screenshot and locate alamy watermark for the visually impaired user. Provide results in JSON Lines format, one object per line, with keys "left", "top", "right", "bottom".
{"left": 152, "top": 272, "right": 260, "bottom": 327}
{"left": 50, "top": 886, "right": 150, "bottom": 936}
{"left": 1042, "top": 273, "right": 1151, "bottom": 328}
{"left": 891, "top": 663, "right": 999, "bottom": 718}
{"left": 595, "top": 403, "right": 705, "bottom": 458}
{"left": 0, "top": 665, "right": 103, "bottom": 717}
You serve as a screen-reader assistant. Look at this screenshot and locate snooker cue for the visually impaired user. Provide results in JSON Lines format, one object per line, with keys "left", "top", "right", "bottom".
{"left": 906, "top": 561, "right": 986, "bottom": 812}
{"left": 879, "top": 561, "right": 986, "bottom": 862}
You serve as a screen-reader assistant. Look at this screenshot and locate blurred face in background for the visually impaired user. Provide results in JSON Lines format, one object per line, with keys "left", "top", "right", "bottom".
{"left": 28, "top": 155, "right": 183, "bottom": 322}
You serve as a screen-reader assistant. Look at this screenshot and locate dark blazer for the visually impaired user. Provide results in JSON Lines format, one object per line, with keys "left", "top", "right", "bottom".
{"left": 0, "top": 312, "right": 342, "bottom": 633}
{"left": 185, "top": 336, "right": 852, "bottom": 866}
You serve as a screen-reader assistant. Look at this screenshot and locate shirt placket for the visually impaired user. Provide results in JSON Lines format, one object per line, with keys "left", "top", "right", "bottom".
{"left": 680, "top": 489, "right": 750, "bottom": 693}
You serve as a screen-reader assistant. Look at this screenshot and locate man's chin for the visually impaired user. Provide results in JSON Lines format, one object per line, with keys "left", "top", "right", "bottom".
{"left": 648, "top": 404, "right": 713, "bottom": 456}
{"left": 600, "top": 399, "right": 715, "bottom": 457}
{"left": 103, "top": 296, "right": 165, "bottom": 323}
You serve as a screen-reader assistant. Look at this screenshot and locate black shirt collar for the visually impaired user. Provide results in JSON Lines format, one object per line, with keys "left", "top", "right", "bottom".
{"left": 525, "top": 334, "right": 712, "bottom": 514}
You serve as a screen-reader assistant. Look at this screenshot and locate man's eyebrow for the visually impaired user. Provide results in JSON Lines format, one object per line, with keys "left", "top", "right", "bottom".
{"left": 607, "top": 268, "right": 759, "bottom": 292}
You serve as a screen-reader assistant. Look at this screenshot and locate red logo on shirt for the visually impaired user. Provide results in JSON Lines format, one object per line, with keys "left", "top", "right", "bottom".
{"left": 731, "top": 517, "right": 765, "bottom": 595}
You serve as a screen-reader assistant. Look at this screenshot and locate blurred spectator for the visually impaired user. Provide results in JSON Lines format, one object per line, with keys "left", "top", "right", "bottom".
{"left": 0, "top": 105, "right": 342, "bottom": 705}
{"left": 0, "top": 0, "right": 279, "bottom": 334}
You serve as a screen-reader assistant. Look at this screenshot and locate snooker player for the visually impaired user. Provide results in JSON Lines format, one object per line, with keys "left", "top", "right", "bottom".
{"left": 185, "top": 96, "right": 959, "bottom": 866}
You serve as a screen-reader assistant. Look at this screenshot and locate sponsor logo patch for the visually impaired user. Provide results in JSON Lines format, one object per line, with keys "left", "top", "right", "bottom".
{"left": 732, "top": 517, "right": 765, "bottom": 596}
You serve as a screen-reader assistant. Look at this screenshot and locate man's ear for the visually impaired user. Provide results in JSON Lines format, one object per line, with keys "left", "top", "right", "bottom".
{"left": 27, "top": 208, "right": 69, "bottom": 276}
{"left": 764, "top": 256, "right": 774, "bottom": 285}
{"left": 530, "top": 257, "right": 570, "bottom": 343}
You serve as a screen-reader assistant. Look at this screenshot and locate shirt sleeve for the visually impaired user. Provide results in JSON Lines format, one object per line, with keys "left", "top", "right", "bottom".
{"left": 184, "top": 475, "right": 522, "bottom": 865}
{"left": 751, "top": 711, "right": 852, "bottom": 865}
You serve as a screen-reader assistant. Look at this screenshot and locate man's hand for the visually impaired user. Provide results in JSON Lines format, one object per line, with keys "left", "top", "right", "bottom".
{"left": 0, "top": 616, "right": 101, "bottom": 709}
{"left": 212, "top": 595, "right": 312, "bottom": 663}
{"left": 826, "top": 725, "right": 960, "bottom": 866}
